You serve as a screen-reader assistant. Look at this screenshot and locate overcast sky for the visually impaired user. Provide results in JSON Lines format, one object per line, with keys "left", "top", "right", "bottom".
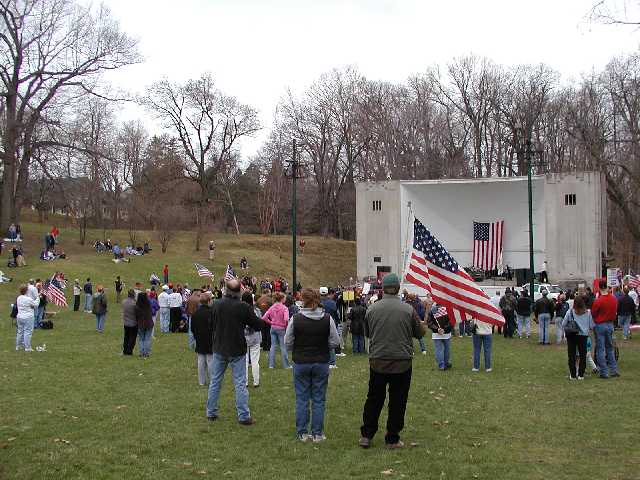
{"left": 101, "top": 0, "right": 640, "bottom": 158}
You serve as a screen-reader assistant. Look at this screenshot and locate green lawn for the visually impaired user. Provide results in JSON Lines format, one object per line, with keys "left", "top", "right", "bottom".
{"left": 1, "top": 223, "right": 639, "bottom": 479}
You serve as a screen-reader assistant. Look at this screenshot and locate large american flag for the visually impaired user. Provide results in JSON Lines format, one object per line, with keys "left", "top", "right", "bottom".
{"left": 406, "top": 218, "right": 504, "bottom": 326}
{"left": 473, "top": 220, "right": 504, "bottom": 271}
{"left": 224, "top": 264, "right": 236, "bottom": 281}
{"left": 43, "top": 275, "right": 68, "bottom": 307}
{"left": 194, "top": 263, "right": 214, "bottom": 278}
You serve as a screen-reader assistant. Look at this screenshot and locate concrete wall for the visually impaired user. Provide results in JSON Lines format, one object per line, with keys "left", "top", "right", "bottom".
{"left": 355, "top": 181, "right": 402, "bottom": 279}
{"left": 544, "top": 171, "right": 606, "bottom": 282}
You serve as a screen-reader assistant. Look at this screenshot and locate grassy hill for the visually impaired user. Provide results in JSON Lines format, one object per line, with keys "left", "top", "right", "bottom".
{"left": 0, "top": 222, "right": 357, "bottom": 303}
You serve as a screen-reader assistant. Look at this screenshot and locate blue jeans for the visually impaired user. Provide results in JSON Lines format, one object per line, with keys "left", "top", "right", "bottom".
{"left": 516, "top": 314, "right": 531, "bottom": 337}
{"left": 417, "top": 337, "right": 426, "bottom": 352}
{"left": 538, "top": 313, "right": 551, "bottom": 344}
{"left": 433, "top": 338, "right": 451, "bottom": 369}
{"left": 472, "top": 334, "right": 492, "bottom": 370}
{"left": 618, "top": 315, "right": 632, "bottom": 339}
{"left": 206, "top": 353, "right": 250, "bottom": 421}
{"left": 84, "top": 294, "right": 92, "bottom": 311}
{"left": 159, "top": 308, "right": 170, "bottom": 333}
{"left": 594, "top": 322, "right": 618, "bottom": 377}
{"left": 352, "top": 335, "right": 365, "bottom": 353}
{"left": 269, "top": 328, "right": 290, "bottom": 368}
{"left": 95, "top": 313, "right": 106, "bottom": 332}
{"left": 138, "top": 328, "right": 153, "bottom": 356}
{"left": 16, "top": 316, "right": 34, "bottom": 350}
{"left": 555, "top": 317, "right": 565, "bottom": 344}
{"left": 33, "top": 306, "right": 45, "bottom": 328}
{"left": 293, "top": 363, "right": 330, "bottom": 435}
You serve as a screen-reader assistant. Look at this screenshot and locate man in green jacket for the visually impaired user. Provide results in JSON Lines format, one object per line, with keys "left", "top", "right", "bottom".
{"left": 359, "top": 273, "right": 426, "bottom": 449}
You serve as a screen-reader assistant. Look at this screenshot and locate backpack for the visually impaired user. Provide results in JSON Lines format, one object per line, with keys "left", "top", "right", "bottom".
{"left": 564, "top": 310, "right": 579, "bottom": 335}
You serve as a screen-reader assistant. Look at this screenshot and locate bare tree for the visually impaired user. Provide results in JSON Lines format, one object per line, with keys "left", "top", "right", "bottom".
{"left": 142, "top": 73, "right": 260, "bottom": 249}
{"left": 0, "top": 0, "right": 140, "bottom": 229}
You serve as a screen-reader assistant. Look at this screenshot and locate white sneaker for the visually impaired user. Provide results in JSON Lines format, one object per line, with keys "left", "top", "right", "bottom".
{"left": 336, "top": 353, "right": 347, "bottom": 357}
{"left": 471, "top": 368, "right": 479, "bottom": 372}
{"left": 312, "top": 434, "right": 327, "bottom": 443}
{"left": 25, "top": 348, "right": 33, "bottom": 352}
{"left": 577, "top": 376, "right": 584, "bottom": 380}
{"left": 421, "top": 351, "right": 427, "bottom": 355}
{"left": 297, "top": 434, "right": 312, "bottom": 442}
{"left": 486, "top": 368, "right": 492, "bottom": 372}
{"left": 329, "top": 365, "right": 338, "bottom": 369}
{"left": 15, "top": 346, "right": 21, "bottom": 351}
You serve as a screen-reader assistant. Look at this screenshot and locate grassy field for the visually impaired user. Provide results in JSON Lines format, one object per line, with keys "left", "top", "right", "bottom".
{"left": 1, "top": 223, "right": 639, "bottom": 479}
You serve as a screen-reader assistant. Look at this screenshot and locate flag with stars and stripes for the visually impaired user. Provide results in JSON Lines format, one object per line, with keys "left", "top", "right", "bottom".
{"left": 194, "top": 263, "right": 214, "bottom": 278}
{"left": 43, "top": 275, "right": 68, "bottom": 307}
{"left": 224, "top": 264, "right": 236, "bottom": 281}
{"left": 473, "top": 220, "right": 504, "bottom": 272}
{"left": 405, "top": 218, "right": 504, "bottom": 327}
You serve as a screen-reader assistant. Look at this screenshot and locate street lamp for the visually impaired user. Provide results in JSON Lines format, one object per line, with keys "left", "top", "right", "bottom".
{"left": 285, "top": 139, "right": 305, "bottom": 293}
{"left": 514, "top": 122, "right": 544, "bottom": 293}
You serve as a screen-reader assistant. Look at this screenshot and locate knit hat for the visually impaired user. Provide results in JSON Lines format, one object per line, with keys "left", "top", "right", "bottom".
{"left": 319, "top": 287, "right": 329, "bottom": 295}
{"left": 162, "top": 284, "right": 169, "bottom": 290}
{"left": 382, "top": 273, "right": 400, "bottom": 288}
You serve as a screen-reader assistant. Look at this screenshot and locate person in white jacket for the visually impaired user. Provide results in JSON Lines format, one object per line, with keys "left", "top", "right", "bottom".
{"left": 16, "top": 285, "right": 40, "bottom": 351}
{"left": 157, "top": 285, "right": 170, "bottom": 333}
{"left": 471, "top": 319, "right": 493, "bottom": 372}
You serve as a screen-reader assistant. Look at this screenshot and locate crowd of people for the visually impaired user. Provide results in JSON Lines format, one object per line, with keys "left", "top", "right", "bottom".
{"left": 12, "top": 256, "right": 636, "bottom": 448}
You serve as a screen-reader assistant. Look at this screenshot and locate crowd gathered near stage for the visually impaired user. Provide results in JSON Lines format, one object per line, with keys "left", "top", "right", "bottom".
{"left": 11, "top": 235, "right": 636, "bottom": 448}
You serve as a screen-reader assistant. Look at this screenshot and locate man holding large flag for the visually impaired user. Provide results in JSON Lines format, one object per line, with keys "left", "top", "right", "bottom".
{"left": 405, "top": 218, "right": 505, "bottom": 328}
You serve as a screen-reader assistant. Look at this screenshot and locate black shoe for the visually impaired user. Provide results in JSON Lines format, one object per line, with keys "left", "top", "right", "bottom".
{"left": 358, "top": 437, "right": 371, "bottom": 449}
{"left": 599, "top": 375, "right": 609, "bottom": 379}
{"left": 207, "top": 416, "right": 218, "bottom": 422}
{"left": 611, "top": 372, "right": 620, "bottom": 378}
{"left": 253, "top": 384, "right": 260, "bottom": 388}
{"left": 445, "top": 363, "right": 452, "bottom": 370}
{"left": 238, "top": 417, "right": 256, "bottom": 426}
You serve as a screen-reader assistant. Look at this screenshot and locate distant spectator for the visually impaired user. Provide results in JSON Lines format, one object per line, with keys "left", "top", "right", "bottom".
{"left": 83, "top": 278, "right": 93, "bottom": 312}
{"left": 92, "top": 285, "right": 108, "bottom": 333}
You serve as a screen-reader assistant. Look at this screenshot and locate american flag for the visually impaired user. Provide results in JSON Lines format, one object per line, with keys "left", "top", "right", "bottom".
{"left": 628, "top": 275, "right": 640, "bottom": 289}
{"left": 434, "top": 306, "right": 448, "bottom": 318}
{"left": 406, "top": 218, "right": 504, "bottom": 326}
{"left": 43, "top": 275, "right": 68, "bottom": 307}
{"left": 473, "top": 221, "right": 504, "bottom": 271}
{"left": 224, "top": 264, "right": 236, "bottom": 281}
{"left": 194, "top": 263, "right": 214, "bottom": 278}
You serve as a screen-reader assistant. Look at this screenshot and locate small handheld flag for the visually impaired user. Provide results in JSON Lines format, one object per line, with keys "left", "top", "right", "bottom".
{"left": 224, "top": 264, "right": 236, "bottom": 281}
{"left": 194, "top": 263, "right": 214, "bottom": 278}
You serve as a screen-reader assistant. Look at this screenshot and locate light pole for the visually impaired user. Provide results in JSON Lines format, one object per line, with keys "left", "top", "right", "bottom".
{"left": 515, "top": 123, "right": 543, "bottom": 293}
{"left": 286, "top": 139, "right": 304, "bottom": 293}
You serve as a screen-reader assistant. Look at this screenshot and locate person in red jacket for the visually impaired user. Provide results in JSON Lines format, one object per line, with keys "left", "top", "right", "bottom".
{"left": 590, "top": 279, "right": 619, "bottom": 379}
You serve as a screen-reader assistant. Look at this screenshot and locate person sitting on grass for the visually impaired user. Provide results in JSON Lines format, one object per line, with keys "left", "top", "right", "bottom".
{"left": 285, "top": 288, "right": 340, "bottom": 443}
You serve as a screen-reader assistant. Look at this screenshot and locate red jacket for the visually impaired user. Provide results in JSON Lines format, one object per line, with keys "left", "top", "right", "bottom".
{"left": 591, "top": 293, "right": 618, "bottom": 324}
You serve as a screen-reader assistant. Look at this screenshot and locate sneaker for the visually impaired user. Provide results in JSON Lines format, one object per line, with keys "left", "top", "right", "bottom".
{"left": 568, "top": 376, "right": 576, "bottom": 380}
{"left": 358, "top": 437, "right": 371, "bottom": 449}
{"left": 336, "top": 353, "right": 347, "bottom": 357}
{"left": 611, "top": 372, "right": 620, "bottom": 378}
{"left": 25, "top": 348, "right": 33, "bottom": 352}
{"left": 297, "top": 433, "right": 312, "bottom": 443}
{"left": 445, "top": 363, "right": 452, "bottom": 370}
{"left": 312, "top": 434, "right": 327, "bottom": 443}
{"left": 486, "top": 368, "right": 492, "bottom": 372}
{"left": 386, "top": 441, "right": 405, "bottom": 450}
{"left": 471, "top": 368, "right": 479, "bottom": 372}
{"left": 329, "top": 365, "right": 338, "bottom": 369}
{"left": 421, "top": 351, "right": 427, "bottom": 355}
{"left": 599, "top": 375, "right": 609, "bottom": 380}
{"left": 238, "top": 417, "right": 256, "bottom": 426}
{"left": 15, "top": 346, "right": 21, "bottom": 351}
{"left": 206, "top": 415, "right": 218, "bottom": 422}
{"left": 577, "top": 376, "right": 584, "bottom": 380}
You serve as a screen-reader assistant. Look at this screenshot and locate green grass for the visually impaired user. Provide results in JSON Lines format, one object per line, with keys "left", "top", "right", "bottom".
{"left": 1, "top": 223, "right": 639, "bottom": 479}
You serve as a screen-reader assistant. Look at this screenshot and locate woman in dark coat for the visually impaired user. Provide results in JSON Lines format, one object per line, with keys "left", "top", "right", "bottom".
{"left": 136, "top": 292, "right": 154, "bottom": 358}
{"left": 190, "top": 293, "right": 214, "bottom": 386}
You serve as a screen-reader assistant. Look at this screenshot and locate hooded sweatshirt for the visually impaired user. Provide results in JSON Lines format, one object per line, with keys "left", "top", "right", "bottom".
{"left": 262, "top": 301, "right": 290, "bottom": 330}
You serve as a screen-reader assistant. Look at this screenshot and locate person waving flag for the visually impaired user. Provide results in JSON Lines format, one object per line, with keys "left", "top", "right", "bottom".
{"left": 224, "top": 264, "right": 236, "bottom": 282}
{"left": 194, "top": 263, "right": 214, "bottom": 278}
{"left": 405, "top": 217, "right": 504, "bottom": 327}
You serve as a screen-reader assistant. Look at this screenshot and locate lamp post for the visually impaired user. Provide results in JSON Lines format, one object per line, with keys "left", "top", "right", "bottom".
{"left": 515, "top": 123, "right": 544, "bottom": 293}
{"left": 286, "top": 139, "right": 304, "bottom": 293}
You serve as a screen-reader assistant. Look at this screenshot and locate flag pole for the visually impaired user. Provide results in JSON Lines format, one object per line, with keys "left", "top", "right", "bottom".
{"left": 401, "top": 201, "right": 413, "bottom": 283}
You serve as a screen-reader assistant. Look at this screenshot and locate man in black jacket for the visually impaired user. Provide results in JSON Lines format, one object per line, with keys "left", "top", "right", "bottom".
{"left": 348, "top": 299, "right": 367, "bottom": 354}
{"left": 617, "top": 287, "right": 636, "bottom": 340}
{"left": 205, "top": 279, "right": 264, "bottom": 425}
{"left": 515, "top": 290, "right": 532, "bottom": 339}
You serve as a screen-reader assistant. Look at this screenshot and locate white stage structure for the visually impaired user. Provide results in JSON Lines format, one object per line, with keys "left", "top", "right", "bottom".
{"left": 355, "top": 172, "right": 607, "bottom": 285}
